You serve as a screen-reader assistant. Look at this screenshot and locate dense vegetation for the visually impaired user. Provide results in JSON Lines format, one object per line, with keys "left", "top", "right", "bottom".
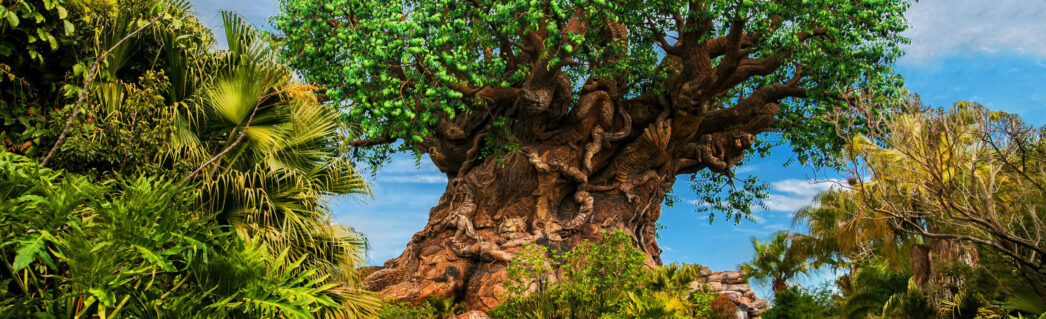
{"left": 489, "top": 231, "right": 738, "bottom": 319}
{"left": 1, "top": 0, "right": 378, "bottom": 317}
{"left": 1, "top": 0, "right": 1044, "bottom": 318}
{"left": 740, "top": 101, "right": 1046, "bottom": 318}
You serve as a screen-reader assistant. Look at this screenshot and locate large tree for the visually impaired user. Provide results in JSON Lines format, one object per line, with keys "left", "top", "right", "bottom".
{"left": 275, "top": 0, "right": 910, "bottom": 309}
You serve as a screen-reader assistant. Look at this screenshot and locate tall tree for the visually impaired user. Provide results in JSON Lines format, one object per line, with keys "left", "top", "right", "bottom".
{"left": 838, "top": 102, "right": 1046, "bottom": 305}
{"left": 275, "top": 0, "right": 911, "bottom": 308}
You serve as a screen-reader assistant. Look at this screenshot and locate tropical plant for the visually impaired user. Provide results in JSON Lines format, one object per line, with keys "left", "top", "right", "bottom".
{"left": 503, "top": 243, "right": 557, "bottom": 298}
{"left": 161, "top": 11, "right": 381, "bottom": 318}
{"left": 1, "top": 0, "right": 382, "bottom": 316}
{"left": 642, "top": 263, "right": 704, "bottom": 295}
{"left": 0, "top": 151, "right": 340, "bottom": 318}
{"left": 830, "top": 102, "right": 1046, "bottom": 306}
{"left": 618, "top": 291, "right": 693, "bottom": 319}
{"left": 492, "top": 231, "right": 652, "bottom": 318}
{"left": 835, "top": 260, "right": 915, "bottom": 319}
{"left": 378, "top": 300, "right": 437, "bottom": 319}
{"left": 762, "top": 283, "right": 837, "bottom": 319}
{"left": 492, "top": 231, "right": 745, "bottom": 318}
{"left": 559, "top": 230, "right": 648, "bottom": 311}
{"left": 0, "top": 0, "right": 82, "bottom": 154}
{"left": 740, "top": 231, "right": 814, "bottom": 295}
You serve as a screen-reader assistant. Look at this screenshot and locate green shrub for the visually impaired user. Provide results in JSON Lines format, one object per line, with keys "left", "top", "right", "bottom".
{"left": 377, "top": 296, "right": 466, "bottom": 319}
{"left": 492, "top": 231, "right": 730, "bottom": 318}
{"left": 492, "top": 230, "right": 648, "bottom": 318}
{"left": 763, "top": 284, "right": 837, "bottom": 319}
{"left": 0, "top": 151, "right": 342, "bottom": 317}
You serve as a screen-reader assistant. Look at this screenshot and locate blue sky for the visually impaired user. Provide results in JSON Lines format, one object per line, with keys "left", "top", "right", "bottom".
{"left": 191, "top": 0, "right": 1046, "bottom": 297}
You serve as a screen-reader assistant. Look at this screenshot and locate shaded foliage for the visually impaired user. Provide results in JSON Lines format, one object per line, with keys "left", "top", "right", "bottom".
{"left": 0, "top": 151, "right": 339, "bottom": 318}
{"left": 0, "top": 1, "right": 381, "bottom": 317}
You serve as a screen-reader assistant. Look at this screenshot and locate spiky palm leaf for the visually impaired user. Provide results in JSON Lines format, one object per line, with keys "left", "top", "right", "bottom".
{"left": 740, "top": 231, "right": 812, "bottom": 295}
{"left": 162, "top": 11, "right": 380, "bottom": 318}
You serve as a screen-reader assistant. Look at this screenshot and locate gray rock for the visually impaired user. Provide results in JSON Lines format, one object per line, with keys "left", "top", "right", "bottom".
{"left": 722, "top": 291, "right": 744, "bottom": 303}
{"left": 725, "top": 284, "right": 752, "bottom": 293}
{"left": 688, "top": 281, "right": 704, "bottom": 292}
{"left": 700, "top": 266, "right": 713, "bottom": 276}
{"left": 707, "top": 281, "right": 724, "bottom": 291}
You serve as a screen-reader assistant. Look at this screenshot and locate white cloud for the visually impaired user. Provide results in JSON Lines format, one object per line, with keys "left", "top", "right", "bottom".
{"left": 902, "top": 0, "right": 1046, "bottom": 61}
{"left": 771, "top": 179, "right": 836, "bottom": 197}
{"left": 762, "top": 179, "right": 840, "bottom": 213}
{"left": 734, "top": 164, "right": 761, "bottom": 174}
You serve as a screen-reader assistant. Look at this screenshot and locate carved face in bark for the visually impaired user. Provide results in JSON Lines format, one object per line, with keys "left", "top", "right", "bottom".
{"left": 498, "top": 216, "right": 527, "bottom": 235}
{"left": 277, "top": 0, "right": 912, "bottom": 310}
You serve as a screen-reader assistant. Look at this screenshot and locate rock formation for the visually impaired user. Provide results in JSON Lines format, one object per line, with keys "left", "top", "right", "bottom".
{"left": 688, "top": 267, "right": 771, "bottom": 319}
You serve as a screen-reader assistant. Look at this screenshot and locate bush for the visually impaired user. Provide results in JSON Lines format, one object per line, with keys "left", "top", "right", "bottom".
{"left": 763, "top": 284, "right": 837, "bottom": 319}
{"left": 0, "top": 151, "right": 343, "bottom": 317}
{"left": 491, "top": 230, "right": 648, "bottom": 318}
{"left": 492, "top": 231, "right": 744, "bottom": 318}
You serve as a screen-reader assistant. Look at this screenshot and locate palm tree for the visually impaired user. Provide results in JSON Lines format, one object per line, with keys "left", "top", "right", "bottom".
{"left": 164, "top": 11, "right": 381, "bottom": 318}
{"left": 5, "top": 0, "right": 379, "bottom": 317}
{"left": 836, "top": 261, "right": 928, "bottom": 319}
{"left": 740, "top": 231, "right": 812, "bottom": 295}
{"left": 793, "top": 188, "right": 919, "bottom": 273}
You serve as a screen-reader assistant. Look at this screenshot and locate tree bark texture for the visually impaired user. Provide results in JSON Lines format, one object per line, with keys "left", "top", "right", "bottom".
{"left": 363, "top": 81, "right": 775, "bottom": 309}
{"left": 362, "top": 17, "right": 818, "bottom": 310}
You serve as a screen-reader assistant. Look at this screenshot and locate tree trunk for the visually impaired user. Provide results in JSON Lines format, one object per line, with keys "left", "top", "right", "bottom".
{"left": 363, "top": 149, "right": 675, "bottom": 309}
{"left": 772, "top": 278, "right": 787, "bottom": 294}
{"left": 363, "top": 68, "right": 769, "bottom": 310}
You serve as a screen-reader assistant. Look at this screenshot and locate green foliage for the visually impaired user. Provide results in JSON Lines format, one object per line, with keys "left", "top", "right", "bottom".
{"left": 740, "top": 231, "right": 814, "bottom": 295}
{"left": 504, "top": 243, "right": 556, "bottom": 298}
{"left": 683, "top": 288, "right": 737, "bottom": 319}
{"left": 560, "top": 230, "right": 647, "bottom": 308}
{"left": 0, "top": 0, "right": 82, "bottom": 153}
{"left": 618, "top": 291, "right": 694, "bottom": 319}
{"left": 56, "top": 70, "right": 175, "bottom": 176}
{"left": 493, "top": 231, "right": 648, "bottom": 318}
{"left": 377, "top": 296, "right": 466, "bottom": 319}
{"left": 0, "top": 151, "right": 339, "bottom": 318}
{"left": 493, "top": 232, "right": 740, "bottom": 318}
{"left": 762, "top": 284, "right": 837, "bottom": 319}
{"left": 778, "top": 102, "right": 1046, "bottom": 317}
{"left": 643, "top": 263, "right": 703, "bottom": 295}
{"left": 274, "top": 0, "right": 911, "bottom": 168}
{"left": 690, "top": 172, "right": 769, "bottom": 224}
{"left": 0, "top": 1, "right": 382, "bottom": 317}
{"left": 831, "top": 260, "right": 913, "bottom": 319}
{"left": 378, "top": 300, "right": 437, "bottom": 319}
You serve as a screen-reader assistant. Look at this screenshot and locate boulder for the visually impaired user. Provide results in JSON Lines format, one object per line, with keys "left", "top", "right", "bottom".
{"left": 687, "top": 267, "right": 770, "bottom": 319}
